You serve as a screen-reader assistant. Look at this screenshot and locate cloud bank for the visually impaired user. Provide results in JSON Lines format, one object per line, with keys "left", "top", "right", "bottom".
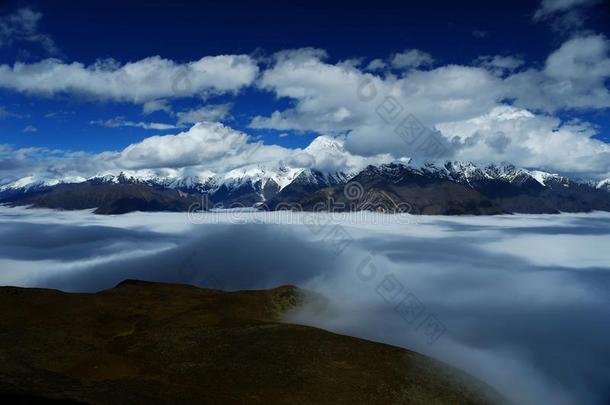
{"left": 245, "top": 36, "right": 610, "bottom": 178}
{"left": 0, "top": 55, "right": 259, "bottom": 103}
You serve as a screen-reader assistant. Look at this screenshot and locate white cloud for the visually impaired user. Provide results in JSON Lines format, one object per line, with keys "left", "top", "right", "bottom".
{"left": 545, "top": 34, "right": 610, "bottom": 80}
{"left": 114, "top": 122, "right": 392, "bottom": 175}
{"left": 0, "top": 8, "right": 59, "bottom": 54}
{"left": 534, "top": 0, "right": 601, "bottom": 18}
{"left": 0, "top": 38, "right": 609, "bottom": 180}
{"left": 534, "top": 0, "right": 602, "bottom": 32}
{"left": 0, "top": 145, "right": 117, "bottom": 187}
{"left": 142, "top": 99, "right": 172, "bottom": 115}
{"left": 251, "top": 48, "right": 502, "bottom": 137}
{"left": 176, "top": 103, "right": 233, "bottom": 125}
{"left": 116, "top": 122, "right": 253, "bottom": 169}
{"left": 365, "top": 59, "right": 387, "bottom": 71}
{"left": 437, "top": 106, "right": 610, "bottom": 177}
{"left": 0, "top": 121, "right": 396, "bottom": 187}
{"left": 507, "top": 35, "right": 610, "bottom": 111}
{"left": 251, "top": 49, "right": 386, "bottom": 133}
{"left": 249, "top": 41, "right": 610, "bottom": 177}
{"left": 272, "top": 47, "right": 329, "bottom": 64}
{"left": 476, "top": 55, "right": 525, "bottom": 72}
{"left": 299, "top": 135, "right": 395, "bottom": 173}
{"left": 390, "top": 49, "right": 434, "bottom": 69}
{"left": 91, "top": 116, "right": 177, "bottom": 131}
{"left": 22, "top": 125, "right": 37, "bottom": 133}
{"left": 0, "top": 54, "right": 259, "bottom": 103}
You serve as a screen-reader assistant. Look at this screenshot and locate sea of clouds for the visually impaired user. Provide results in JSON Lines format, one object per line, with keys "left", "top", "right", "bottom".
{"left": 0, "top": 206, "right": 609, "bottom": 405}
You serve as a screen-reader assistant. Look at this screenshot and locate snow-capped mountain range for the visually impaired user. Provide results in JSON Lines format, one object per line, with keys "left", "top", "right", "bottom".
{"left": 0, "top": 160, "right": 598, "bottom": 194}
{"left": 3, "top": 130, "right": 607, "bottom": 198}
{"left": 1, "top": 155, "right": 609, "bottom": 215}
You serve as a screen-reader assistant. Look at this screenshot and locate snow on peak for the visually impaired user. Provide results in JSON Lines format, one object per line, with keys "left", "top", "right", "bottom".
{"left": 597, "top": 179, "right": 610, "bottom": 190}
{"left": 0, "top": 175, "right": 86, "bottom": 192}
{"left": 527, "top": 170, "right": 556, "bottom": 186}
{"left": 222, "top": 165, "right": 303, "bottom": 190}
{"left": 407, "top": 161, "right": 568, "bottom": 187}
{"left": 304, "top": 135, "right": 345, "bottom": 155}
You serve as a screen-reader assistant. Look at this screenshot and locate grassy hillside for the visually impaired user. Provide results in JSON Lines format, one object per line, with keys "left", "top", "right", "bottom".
{"left": 0, "top": 280, "right": 501, "bottom": 404}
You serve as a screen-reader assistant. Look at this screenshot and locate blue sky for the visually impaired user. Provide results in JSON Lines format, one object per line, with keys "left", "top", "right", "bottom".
{"left": 0, "top": 0, "right": 610, "bottom": 182}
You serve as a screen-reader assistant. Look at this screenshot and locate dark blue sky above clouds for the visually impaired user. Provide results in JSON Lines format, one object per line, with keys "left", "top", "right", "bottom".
{"left": 0, "top": 0, "right": 609, "bottom": 181}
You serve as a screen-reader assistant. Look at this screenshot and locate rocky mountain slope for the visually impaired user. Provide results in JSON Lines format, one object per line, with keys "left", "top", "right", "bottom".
{"left": 0, "top": 280, "right": 500, "bottom": 404}
{"left": 292, "top": 162, "right": 610, "bottom": 215}
{"left": 1, "top": 160, "right": 609, "bottom": 215}
{"left": 0, "top": 177, "right": 201, "bottom": 215}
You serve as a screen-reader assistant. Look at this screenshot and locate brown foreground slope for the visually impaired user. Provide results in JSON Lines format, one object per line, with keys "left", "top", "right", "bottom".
{"left": 0, "top": 280, "right": 500, "bottom": 404}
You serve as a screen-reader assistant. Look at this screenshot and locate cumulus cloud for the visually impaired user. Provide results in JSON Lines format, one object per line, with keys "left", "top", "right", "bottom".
{"left": 365, "top": 58, "right": 387, "bottom": 71}
{"left": 176, "top": 103, "right": 233, "bottom": 125}
{"left": 252, "top": 49, "right": 499, "bottom": 133}
{"left": 142, "top": 99, "right": 172, "bottom": 115}
{"left": 1, "top": 35, "right": 609, "bottom": 180}
{"left": 0, "top": 54, "right": 259, "bottom": 103}
{"left": 113, "top": 122, "right": 392, "bottom": 175}
{"left": 534, "top": 0, "right": 602, "bottom": 32}
{"left": 535, "top": 0, "right": 601, "bottom": 16}
{"left": 0, "top": 145, "right": 116, "bottom": 186}
{"left": 534, "top": 0, "right": 601, "bottom": 18}
{"left": 0, "top": 7, "right": 59, "bottom": 55}
{"left": 475, "top": 55, "right": 525, "bottom": 73}
{"left": 250, "top": 48, "right": 501, "bottom": 158}
{"left": 437, "top": 106, "right": 610, "bottom": 177}
{"left": 507, "top": 34, "right": 610, "bottom": 111}
{"left": 248, "top": 39, "right": 610, "bottom": 177}
{"left": 116, "top": 122, "right": 251, "bottom": 169}
{"left": 251, "top": 48, "right": 386, "bottom": 133}
{"left": 4, "top": 37, "right": 608, "bottom": 181}
{"left": 0, "top": 121, "right": 397, "bottom": 188}
{"left": 390, "top": 49, "right": 435, "bottom": 69}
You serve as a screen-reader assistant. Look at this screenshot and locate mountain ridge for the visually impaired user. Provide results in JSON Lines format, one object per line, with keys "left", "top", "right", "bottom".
{"left": 1, "top": 161, "right": 609, "bottom": 215}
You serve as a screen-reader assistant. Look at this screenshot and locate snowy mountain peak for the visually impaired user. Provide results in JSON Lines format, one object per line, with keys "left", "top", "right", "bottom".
{"left": 597, "top": 179, "right": 610, "bottom": 191}
{"left": 388, "top": 160, "right": 571, "bottom": 188}
{"left": 291, "top": 168, "right": 352, "bottom": 187}
{"left": 304, "top": 135, "right": 345, "bottom": 155}
{"left": 0, "top": 175, "right": 86, "bottom": 192}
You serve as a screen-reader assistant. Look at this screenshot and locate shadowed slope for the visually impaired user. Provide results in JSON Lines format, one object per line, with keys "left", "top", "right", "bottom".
{"left": 0, "top": 280, "right": 500, "bottom": 404}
